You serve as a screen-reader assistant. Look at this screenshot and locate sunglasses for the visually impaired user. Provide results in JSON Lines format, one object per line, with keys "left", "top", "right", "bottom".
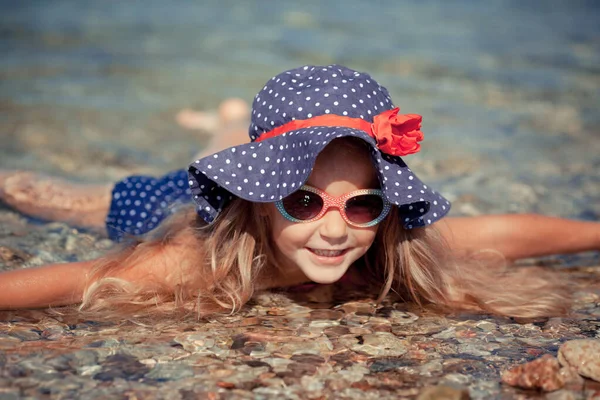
{"left": 275, "top": 185, "right": 392, "bottom": 228}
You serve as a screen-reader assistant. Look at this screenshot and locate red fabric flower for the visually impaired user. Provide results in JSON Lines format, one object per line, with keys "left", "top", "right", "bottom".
{"left": 371, "top": 107, "right": 424, "bottom": 156}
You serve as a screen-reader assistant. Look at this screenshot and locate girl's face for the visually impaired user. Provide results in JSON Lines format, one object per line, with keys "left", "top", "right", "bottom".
{"left": 267, "top": 141, "right": 380, "bottom": 284}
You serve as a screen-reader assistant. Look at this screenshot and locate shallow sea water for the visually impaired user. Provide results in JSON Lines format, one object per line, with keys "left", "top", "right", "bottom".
{"left": 0, "top": 1, "right": 599, "bottom": 399}
{"left": 1, "top": 0, "right": 599, "bottom": 222}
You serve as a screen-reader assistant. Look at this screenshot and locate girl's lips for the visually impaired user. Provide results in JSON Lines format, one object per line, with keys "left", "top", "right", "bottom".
{"left": 306, "top": 248, "right": 351, "bottom": 266}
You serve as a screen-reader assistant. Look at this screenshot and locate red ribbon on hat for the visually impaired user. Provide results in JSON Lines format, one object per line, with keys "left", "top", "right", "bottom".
{"left": 254, "top": 107, "right": 424, "bottom": 156}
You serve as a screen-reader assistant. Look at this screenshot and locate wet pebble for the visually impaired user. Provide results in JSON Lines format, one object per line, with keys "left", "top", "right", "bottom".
{"left": 417, "top": 385, "right": 470, "bottom": 400}
{"left": 558, "top": 339, "right": 600, "bottom": 382}
{"left": 93, "top": 353, "right": 150, "bottom": 381}
{"left": 0, "top": 245, "right": 31, "bottom": 268}
{"left": 144, "top": 363, "right": 195, "bottom": 381}
{"left": 174, "top": 332, "right": 230, "bottom": 357}
{"left": 40, "top": 325, "right": 68, "bottom": 340}
{"left": 85, "top": 338, "right": 120, "bottom": 348}
{"left": 78, "top": 365, "right": 102, "bottom": 376}
{"left": 290, "top": 354, "right": 325, "bottom": 365}
{"left": 268, "top": 335, "right": 333, "bottom": 355}
{"left": 350, "top": 332, "right": 408, "bottom": 357}
{"left": 309, "top": 320, "right": 340, "bottom": 329}
{"left": 45, "top": 350, "right": 98, "bottom": 372}
{"left": 545, "top": 389, "right": 580, "bottom": 400}
{"left": 475, "top": 321, "right": 497, "bottom": 332}
{"left": 337, "top": 365, "right": 370, "bottom": 383}
{"left": 0, "top": 390, "right": 20, "bottom": 400}
{"left": 7, "top": 328, "right": 40, "bottom": 341}
{"left": 386, "top": 310, "right": 419, "bottom": 325}
{"left": 501, "top": 354, "right": 565, "bottom": 392}
{"left": 0, "top": 333, "right": 22, "bottom": 345}
{"left": 301, "top": 375, "right": 324, "bottom": 391}
{"left": 323, "top": 325, "right": 351, "bottom": 337}
{"left": 392, "top": 316, "right": 448, "bottom": 336}
{"left": 368, "top": 357, "right": 420, "bottom": 373}
{"left": 17, "top": 358, "right": 59, "bottom": 377}
{"left": 336, "top": 301, "right": 376, "bottom": 315}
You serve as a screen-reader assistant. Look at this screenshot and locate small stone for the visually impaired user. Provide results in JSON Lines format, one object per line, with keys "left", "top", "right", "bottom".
{"left": 40, "top": 326, "right": 67, "bottom": 341}
{"left": 85, "top": 338, "right": 120, "bottom": 348}
{"left": 309, "top": 309, "right": 344, "bottom": 320}
{"left": 457, "top": 343, "right": 493, "bottom": 357}
{"left": 369, "top": 357, "right": 420, "bottom": 373}
{"left": 546, "top": 389, "right": 578, "bottom": 400}
{"left": 338, "top": 365, "right": 370, "bottom": 383}
{"left": 93, "top": 353, "right": 150, "bottom": 382}
{"left": 558, "top": 365, "right": 584, "bottom": 386}
{"left": 17, "top": 359, "right": 56, "bottom": 375}
{"left": 309, "top": 320, "right": 340, "bottom": 329}
{"left": 432, "top": 327, "right": 456, "bottom": 340}
{"left": 417, "top": 385, "right": 470, "bottom": 400}
{"left": 475, "top": 321, "right": 497, "bottom": 332}
{"left": 144, "top": 363, "right": 194, "bottom": 381}
{"left": 502, "top": 354, "right": 565, "bottom": 392}
{"left": 290, "top": 354, "right": 325, "bottom": 364}
{"left": 268, "top": 336, "right": 332, "bottom": 355}
{"left": 46, "top": 352, "right": 94, "bottom": 372}
{"left": 0, "top": 245, "right": 31, "bottom": 267}
{"left": 300, "top": 375, "right": 324, "bottom": 391}
{"left": 351, "top": 332, "right": 408, "bottom": 357}
{"left": 8, "top": 328, "right": 40, "bottom": 341}
{"left": 0, "top": 390, "right": 20, "bottom": 400}
{"left": 419, "top": 360, "right": 444, "bottom": 375}
{"left": 440, "top": 373, "right": 472, "bottom": 386}
{"left": 337, "top": 301, "right": 376, "bottom": 315}
{"left": 323, "top": 326, "right": 351, "bottom": 337}
{"left": 387, "top": 309, "right": 419, "bottom": 325}
{"left": 77, "top": 365, "right": 102, "bottom": 376}
{"left": 326, "top": 378, "right": 348, "bottom": 391}
{"left": 0, "top": 334, "right": 22, "bottom": 345}
{"left": 558, "top": 339, "right": 600, "bottom": 382}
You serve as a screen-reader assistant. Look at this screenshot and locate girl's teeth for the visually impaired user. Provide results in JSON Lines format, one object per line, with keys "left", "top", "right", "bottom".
{"left": 312, "top": 249, "right": 344, "bottom": 257}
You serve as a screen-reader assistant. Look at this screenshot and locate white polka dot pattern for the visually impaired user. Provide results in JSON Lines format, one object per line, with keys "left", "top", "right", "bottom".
{"left": 248, "top": 65, "right": 394, "bottom": 140}
{"left": 106, "top": 170, "right": 191, "bottom": 241}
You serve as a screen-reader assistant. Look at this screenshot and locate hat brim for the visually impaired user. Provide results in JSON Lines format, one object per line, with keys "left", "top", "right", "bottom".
{"left": 188, "top": 126, "right": 450, "bottom": 228}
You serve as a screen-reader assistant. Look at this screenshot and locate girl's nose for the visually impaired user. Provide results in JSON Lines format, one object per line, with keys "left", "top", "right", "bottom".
{"left": 319, "top": 208, "right": 348, "bottom": 239}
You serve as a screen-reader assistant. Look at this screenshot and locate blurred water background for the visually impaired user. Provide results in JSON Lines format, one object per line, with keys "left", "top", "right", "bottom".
{"left": 1, "top": 0, "right": 599, "bottom": 221}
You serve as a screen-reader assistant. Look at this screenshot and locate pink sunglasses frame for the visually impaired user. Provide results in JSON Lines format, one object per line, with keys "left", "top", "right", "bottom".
{"left": 275, "top": 184, "right": 392, "bottom": 228}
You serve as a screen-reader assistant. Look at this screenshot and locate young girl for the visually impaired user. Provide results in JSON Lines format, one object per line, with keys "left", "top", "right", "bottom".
{"left": 1, "top": 65, "right": 598, "bottom": 319}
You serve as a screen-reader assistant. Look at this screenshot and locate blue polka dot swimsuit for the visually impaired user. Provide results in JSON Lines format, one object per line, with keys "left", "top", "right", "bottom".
{"left": 105, "top": 169, "right": 192, "bottom": 242}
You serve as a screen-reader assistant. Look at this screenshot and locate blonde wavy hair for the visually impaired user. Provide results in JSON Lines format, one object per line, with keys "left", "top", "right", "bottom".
{"left": 76, "top": 141, "right": 570, "bottom": 321}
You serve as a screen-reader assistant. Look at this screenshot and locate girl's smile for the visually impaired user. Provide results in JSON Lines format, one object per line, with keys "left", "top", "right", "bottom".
{"left": 306, "top": 247, "right": 351, "bottom": 266}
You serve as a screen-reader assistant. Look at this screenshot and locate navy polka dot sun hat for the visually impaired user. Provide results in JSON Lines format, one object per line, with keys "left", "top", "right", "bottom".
{"left": 188, "top": 65, "right": 450, "bottom": 229}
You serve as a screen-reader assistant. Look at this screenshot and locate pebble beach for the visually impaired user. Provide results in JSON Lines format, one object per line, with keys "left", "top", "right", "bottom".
{"left": 1, "top": 1, "right": 599, "bottom": 398}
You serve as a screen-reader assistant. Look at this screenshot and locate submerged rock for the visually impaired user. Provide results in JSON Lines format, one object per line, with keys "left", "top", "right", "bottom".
{"left": 501, "top": 355, "right": 565, "bottom": 392}
{"left": 558, "top": 339, "right": 600, "bottom": 382}
{"left": 417, "top": 385, "right": 470, "bottom": 400}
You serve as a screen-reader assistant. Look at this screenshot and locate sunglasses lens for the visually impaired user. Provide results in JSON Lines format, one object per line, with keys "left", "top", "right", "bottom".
{"left": 345, "top": 194, "right": 385, "bottom": 224}
{"left": 282, "top": 190, "right": 324, "bottom": 220}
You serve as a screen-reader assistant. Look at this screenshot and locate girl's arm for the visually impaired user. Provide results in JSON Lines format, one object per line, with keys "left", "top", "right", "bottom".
{"left": 0, "top": 260, "right": 95, "bottom": 309}
{"left": 0, "top": 235, "right": 199, "bottom": 310}
{"left": 439, "top": 214, "right": 600, "bottom": 261}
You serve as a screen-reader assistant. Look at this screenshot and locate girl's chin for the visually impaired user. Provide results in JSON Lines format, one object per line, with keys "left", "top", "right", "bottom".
{"left": 300, "top": 266, "right": 349, "bottom": 284}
